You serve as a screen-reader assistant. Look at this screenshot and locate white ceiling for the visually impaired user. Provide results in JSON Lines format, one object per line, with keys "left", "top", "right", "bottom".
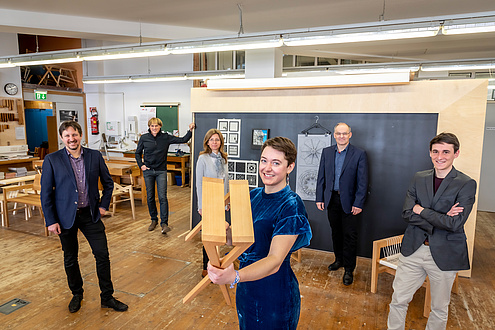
{"left": 1, "top": 0, "right": 495, "bottom": 63}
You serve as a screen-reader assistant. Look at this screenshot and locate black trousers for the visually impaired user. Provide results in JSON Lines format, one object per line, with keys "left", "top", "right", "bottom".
{"left": 58, "top": 207, "right": 114, "bottom": 300}
{"left": 327, "top": 192, "right": 359, "bottom": 272}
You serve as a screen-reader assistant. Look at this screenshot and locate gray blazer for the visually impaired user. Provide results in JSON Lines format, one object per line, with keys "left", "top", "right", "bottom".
{"left": 401, "top": 166, "right": 476, "bottom": 271}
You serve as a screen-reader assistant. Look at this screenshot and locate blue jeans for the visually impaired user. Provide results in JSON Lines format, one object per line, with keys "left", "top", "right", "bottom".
{"left": 143, "top": 169, "right": 168, "bottom": 225}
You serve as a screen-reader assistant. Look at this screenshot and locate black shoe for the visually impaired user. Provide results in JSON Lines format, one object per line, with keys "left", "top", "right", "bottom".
{"left": 343, "top": 271, "right": 354, "bottom": 286}
{"left": 101, "top": 297, "right": 128, "bottom": 312}
{"left": 148, "top": 221, "right": 158, "bottom": 231}
{"left": 68, "top": 294, "right": 83, "bottom": 313}
{"left": 328, "top": 260, "right": 343, "bottom": 271}
{"left": 161, "top": 224, "right": 171, "bottom": 234}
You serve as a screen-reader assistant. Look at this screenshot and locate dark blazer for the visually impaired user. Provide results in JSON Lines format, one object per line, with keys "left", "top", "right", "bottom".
{"left": 401, "top": 167, "right": 476, "bottom": 271}
{"left": 316, "top": 143, "right": 368, "bottom": 214}
{"left": 41, "top": 147, "right": 114, "bottom": 229}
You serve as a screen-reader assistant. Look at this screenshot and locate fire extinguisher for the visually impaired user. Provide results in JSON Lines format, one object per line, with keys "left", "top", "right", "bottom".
{"left": 90, "top": 107, "right": 99, "bottom": 135}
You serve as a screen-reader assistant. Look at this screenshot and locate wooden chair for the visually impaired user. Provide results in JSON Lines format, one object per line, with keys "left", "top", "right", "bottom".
{"left": 183, "top": 178, "right": 254, "bottom": 305}
{"left": 1, "top": 174, "right": 48, "bottom": 236}
{"left": 109, "top": 179, "right": 136, "bottom": 220}
{"left": 371, "top": 234, "right": 458, "bottom": 318}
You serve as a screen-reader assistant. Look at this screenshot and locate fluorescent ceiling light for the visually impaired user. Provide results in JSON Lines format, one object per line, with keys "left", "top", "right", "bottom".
{"left": 83, "top": 70, "right": 245, "bottom": 84}
{"left": 82, "top": 45, "right": 168, "bottom": 61}
{"left": 11, "top": 56, "right": 82, "bottom": 66}
{"left": 167, "top": 36, "right": 283, "bottom": 54}
{"left": 0, "top": 61, "right": 15, "bottom": 68}
{"left": 334, "top": 66, "right": 420, "bottom": 75}
{"left": 84, "top": 78, "right": 132, "bottom": 84}
{"left": 133, "top": 76, "right": 187, "bottom": 83}
{"left": 442, "top": 22, "right": 495, "bottom": 35}
{"left": 421, "top": 62, "right": 495, "bottom": 71}
{"left": 207, "top": 72, "right": 410, "bottom": 90}
{"left": 283, "top": 26, "right": 440, "bottom": 46}
{"left": 186, "top": 73, "right": 245, "bottom": 80}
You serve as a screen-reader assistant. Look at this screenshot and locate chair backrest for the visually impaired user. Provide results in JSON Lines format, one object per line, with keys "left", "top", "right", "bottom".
{"left": 383, "top": 235, "right": 402, "bottom": 258}
{"left": 33, "top": 174, "right": 42, "bottom": 192}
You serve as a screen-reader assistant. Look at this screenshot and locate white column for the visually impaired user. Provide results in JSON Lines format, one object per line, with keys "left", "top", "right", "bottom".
{"left": 245, "top": 48, "right": 283, "bottom": 79}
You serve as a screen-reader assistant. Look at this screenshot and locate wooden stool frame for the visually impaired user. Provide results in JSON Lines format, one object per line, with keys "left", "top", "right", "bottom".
{"left": 183, "top": 178, "right": 254, "bottom": 305}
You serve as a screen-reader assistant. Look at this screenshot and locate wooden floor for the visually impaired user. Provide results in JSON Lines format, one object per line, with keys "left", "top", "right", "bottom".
{"left": 1, "top": 185, "right": 494, "bottom": 329}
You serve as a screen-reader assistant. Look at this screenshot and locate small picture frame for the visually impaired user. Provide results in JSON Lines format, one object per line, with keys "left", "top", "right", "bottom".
{"left": 251, "top": 129, "right": 270, "bottom": 149}
{"left": 222, "top": 132, "right": 228, "bottom": 142}
{"left": 218, "top": 121, "right": 228, "bottom": 131}
{"left": 228, "top": 145, "right": 239, "bottom": 157}
{"left": 229, "top": 120, "right": 239, "bottom": 132}
{"left": 229, "top": 132, "right": 239, "bottom": 144}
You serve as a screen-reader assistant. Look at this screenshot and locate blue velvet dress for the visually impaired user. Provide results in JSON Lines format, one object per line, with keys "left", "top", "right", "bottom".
{"left": 236, "top": 185, "right": 312, "bottom": 330}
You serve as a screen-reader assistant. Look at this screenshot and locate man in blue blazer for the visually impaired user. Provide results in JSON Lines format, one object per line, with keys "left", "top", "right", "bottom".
{"left": 41, "top": 121, "right": 128, "bottom": 313}
{"left": 388, "top": 133, "right": 476, "bottom": 329}
{"left": 316, "top": 122, "right": 368, "bottom": 285}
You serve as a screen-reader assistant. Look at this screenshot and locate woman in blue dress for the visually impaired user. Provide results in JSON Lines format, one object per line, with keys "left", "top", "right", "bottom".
{"left": 208, "top": 136, "right": 312, "bottom": 329}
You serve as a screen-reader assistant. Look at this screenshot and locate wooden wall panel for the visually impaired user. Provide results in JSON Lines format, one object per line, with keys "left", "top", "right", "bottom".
{"left": 191, "top": 79, "right": 488, "bottom": 277}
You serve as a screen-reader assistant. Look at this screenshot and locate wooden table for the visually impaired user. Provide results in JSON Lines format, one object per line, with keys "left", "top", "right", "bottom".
{"left": 166, "top": 154, "right": 190, "bottom": 187}
{"left": 0, "top": 175, "right": 36, "bottom": 186}
{"left": 0, "top": 157, "right": 39, "bottom": 173}
{"left": 106, "top": 163, "right": 140, "bottom": 178}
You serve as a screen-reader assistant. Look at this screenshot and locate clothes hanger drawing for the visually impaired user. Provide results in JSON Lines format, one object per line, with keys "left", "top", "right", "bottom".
{"left": 300, "top": 116, "right": 332, "bottom": 136}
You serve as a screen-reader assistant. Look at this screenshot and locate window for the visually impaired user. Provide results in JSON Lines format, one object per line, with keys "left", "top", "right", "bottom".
{"left": 295, "top": 55, "right": 316, "bottom": 67}
{"left": 318, "top": 57, "right": 338, "bottom": 66}
{"left": 218, "top": 51, "right": 233, "bottom": 70}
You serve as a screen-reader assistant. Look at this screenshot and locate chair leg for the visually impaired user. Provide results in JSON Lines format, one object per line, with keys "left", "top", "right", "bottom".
{"left": 40, "top": 210, "right": 48, "bottom": 236}
{"left": 371, "top": 241, "right": 380, "bottom": 293}
{"left": 452, "top": 273, "right": 459, "bottom": 294}
{"left": 112, "top": 196, "right": 117, "bottom": 216}
{"left": 129, "top": 188, "right": 136, "bottom": 220}
{"left": 0, "top": 200, "right": 4, "bottom": 227}
{"left": 424, "top": 277, "right": 431, "bottom": 318}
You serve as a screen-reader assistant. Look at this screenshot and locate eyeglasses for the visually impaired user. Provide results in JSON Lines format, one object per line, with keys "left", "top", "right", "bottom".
{"left": 209, "top": 138, "right": 221, "bottom": 142}
{"left": 335, "top": 132, "right": 350, "bottom": 136}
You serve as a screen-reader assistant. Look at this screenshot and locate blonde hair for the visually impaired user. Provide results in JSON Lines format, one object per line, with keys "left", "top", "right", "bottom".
{"left": 148, "top": 117, "right": 163, "bottom": 127}
{"left": 200, "top": 128, "right": 228, "bottom": 162}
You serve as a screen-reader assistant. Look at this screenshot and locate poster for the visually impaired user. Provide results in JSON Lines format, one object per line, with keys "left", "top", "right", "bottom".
{"left": 139, "top": 107, "right": 156, "bottom": 134}
{"left": 218, "top": 118, "right": 241, "bottom": 158}
{"left": 295, "top": 134, "right": 332, "bottom": 201}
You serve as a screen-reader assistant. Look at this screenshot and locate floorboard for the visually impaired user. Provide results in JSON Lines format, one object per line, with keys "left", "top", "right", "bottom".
{"left": 1, "top": 184, "right": 493, "bottom": 329}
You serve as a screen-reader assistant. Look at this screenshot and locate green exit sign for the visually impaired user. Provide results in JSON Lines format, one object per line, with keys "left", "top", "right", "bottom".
{"left": 35, "top": 91, "right": 47, "bottom": 100}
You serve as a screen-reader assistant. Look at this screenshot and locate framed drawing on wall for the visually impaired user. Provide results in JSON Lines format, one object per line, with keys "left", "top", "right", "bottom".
{"left": 251, "top": 129, "right": 270, "bottom": 149}
{"left": 228, "top": 145, "right": 239, "bottom": 157}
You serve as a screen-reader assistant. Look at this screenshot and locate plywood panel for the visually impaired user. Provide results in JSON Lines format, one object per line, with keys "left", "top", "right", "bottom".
{"left": 191, "top": 79, "right": 488, "bottom": 277}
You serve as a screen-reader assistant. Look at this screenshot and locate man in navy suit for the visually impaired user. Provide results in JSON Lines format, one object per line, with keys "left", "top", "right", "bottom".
{"left": 316, "top": 122, "right": 368, "bottom": 285}
{"left": 41, "top": 121, "right": 128, "bottom": 313}
{"left": 387, "top": 133, "right": 476, "bottom": 329}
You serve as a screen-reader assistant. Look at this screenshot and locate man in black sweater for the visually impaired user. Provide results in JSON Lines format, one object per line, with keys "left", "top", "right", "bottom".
{"left": 135, "top": 118, "right": 195, "bottom": 233}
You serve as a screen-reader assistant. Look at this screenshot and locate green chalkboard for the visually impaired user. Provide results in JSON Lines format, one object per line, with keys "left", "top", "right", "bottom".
{"left": 144, "top": 105, "right": 178, "bottom": 133}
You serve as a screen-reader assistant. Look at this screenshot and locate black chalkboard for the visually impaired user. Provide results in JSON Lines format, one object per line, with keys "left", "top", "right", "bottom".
{"left": 192, "top": 113, "right": 437, "bottom": 258}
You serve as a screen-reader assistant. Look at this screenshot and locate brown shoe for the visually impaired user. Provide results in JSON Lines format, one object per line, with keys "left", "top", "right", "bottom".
{"left": 148, "top": 221, "right": 158, "bottom": 231}
{"left": 161, "top": 224, "right": 171, "bottom": 234}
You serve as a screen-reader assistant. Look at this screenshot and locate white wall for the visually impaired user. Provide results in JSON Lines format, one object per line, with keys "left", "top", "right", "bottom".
{"left": 478, "top": 101, "right": 495, "bottom": 212}
{"left": 0, "top": 33, "right": 22, "bottom": 98}
{"left": 84, "top": 52, "right": 195, "bottom": 151}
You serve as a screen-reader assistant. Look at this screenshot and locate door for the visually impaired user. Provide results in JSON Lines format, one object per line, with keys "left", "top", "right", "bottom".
{"left": 24, "top": 108, "right": 52, "bottom": 152}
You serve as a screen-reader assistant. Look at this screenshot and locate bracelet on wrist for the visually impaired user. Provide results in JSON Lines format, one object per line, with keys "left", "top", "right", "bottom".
{"left": 230, "top": 270, "right": 240, "bottom": 289}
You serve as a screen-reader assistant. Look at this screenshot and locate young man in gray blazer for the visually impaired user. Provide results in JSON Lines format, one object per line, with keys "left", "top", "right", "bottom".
{"left": 387, "top": 132, "right": 476, "bottom": 330}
